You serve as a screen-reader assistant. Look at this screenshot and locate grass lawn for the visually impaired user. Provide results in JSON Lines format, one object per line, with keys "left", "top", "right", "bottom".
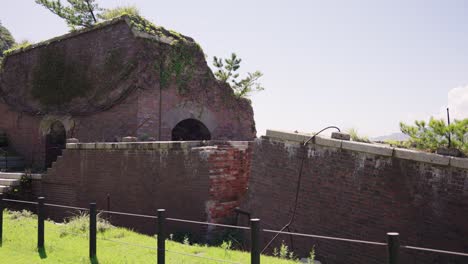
{"left": 0, "top": 210, "right": 307, "bottom": 264}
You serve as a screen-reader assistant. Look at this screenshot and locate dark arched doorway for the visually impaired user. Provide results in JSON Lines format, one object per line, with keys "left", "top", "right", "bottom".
{"left": 45, "top": 121, "right": 66, "bottom": 168}
{"left": 171, "top": 119, "right": 211, "bottom": 141}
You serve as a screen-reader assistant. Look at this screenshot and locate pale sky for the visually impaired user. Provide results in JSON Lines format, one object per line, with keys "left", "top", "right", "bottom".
{"left": 1, "top": 0, "right": 467, "bottom": 137}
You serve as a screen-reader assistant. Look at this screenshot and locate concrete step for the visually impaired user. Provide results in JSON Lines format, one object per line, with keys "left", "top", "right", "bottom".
{"left": 0, "top": 172, "right": 43, "bottom": 180}
{"left": 0, "top": 178, "right": 20, "bottom": 187}
{"left": 0, "top": 185, "right": 10, "bottom": 193}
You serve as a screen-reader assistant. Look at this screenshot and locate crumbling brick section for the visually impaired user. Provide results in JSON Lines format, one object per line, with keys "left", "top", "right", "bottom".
{"left": 204, "top": 142, "right": 253, "bottom": 224}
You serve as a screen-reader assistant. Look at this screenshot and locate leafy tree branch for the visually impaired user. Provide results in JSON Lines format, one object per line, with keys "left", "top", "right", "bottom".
{"left": 213, "top": 53, "right": 264, "bottom": 98}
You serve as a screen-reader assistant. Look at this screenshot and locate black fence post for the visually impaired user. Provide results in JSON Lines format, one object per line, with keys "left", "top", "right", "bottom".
{"left": 387, "top": 232, "right": 400, "bottom": 264}
{"left": 157, "top": 209, "right": 166, "bottom": 264}
{"left": 89, "top": 202, "right": 97, "bottom": 259}
{"left": 106, "top": 194, "right": 110, "bottom": 221}
{"left": 250, "top": 218, "right": 261, "bottom": 264}
{"left": 0, "top": 193, "right": 3, "bottom": 245}
{"left": 37, "top": 197, "right": 45, "bottom": 249}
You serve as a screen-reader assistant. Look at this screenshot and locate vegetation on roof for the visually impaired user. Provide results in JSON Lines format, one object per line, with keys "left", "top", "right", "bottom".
{"left": 400, "top": 117, "right": 468, "bottom": 156}
{"left": 212, "top": 53, "right": 265, "bottom": 98}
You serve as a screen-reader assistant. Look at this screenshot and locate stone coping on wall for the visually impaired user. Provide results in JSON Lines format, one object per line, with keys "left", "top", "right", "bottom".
{"left": 265, "top": 129, "right": 468, "bottom": 169}
{"left": 66, "top": 141, "right": 251, "bottom": 151}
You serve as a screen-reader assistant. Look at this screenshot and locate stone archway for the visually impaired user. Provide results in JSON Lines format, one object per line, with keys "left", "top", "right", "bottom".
{"left": 45, "top": 121, "right": 66, "bottom": 168}
{"left": 171, "top": 119, "right": 211, "bottom": 141}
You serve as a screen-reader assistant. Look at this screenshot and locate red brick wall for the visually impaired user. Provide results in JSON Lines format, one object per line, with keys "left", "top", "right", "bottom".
{"left": 39, "top": 141, "right": 252, "bottom": 240}
{"left": 0, "top": 19, "right": 256, "bottom": 169}
{"left": 239, "top": 137, "right": 468, "bottom": 264}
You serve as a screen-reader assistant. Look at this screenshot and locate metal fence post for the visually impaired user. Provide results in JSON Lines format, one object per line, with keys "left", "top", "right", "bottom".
{"left": 387, "top": 232, "right": 400, "bottom": 264}
{"left": 157, "top": 209, "right": 166, "bottom": 264}
{"left": 89, "top": 202, "right": 97, "bottom": 259}
{"left": 37, "top": 197, "right": 45, "bottom": 249}
{"left": 250, "top": 218, "right": 261, "bottom": 264}
{"left": 0, "top": 193, "right": 3, "bottom": 245}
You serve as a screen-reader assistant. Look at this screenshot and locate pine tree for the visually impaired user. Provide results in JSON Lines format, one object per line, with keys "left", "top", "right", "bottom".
{"left": 0, "top": 21, "right": 15, "bottom": 59}
{"left": 35, "top": 0, "right": 100, "bottom": 29}
{"left": 400, "top": 118, "right": 468, "bottom": 155}
{"left": 212, "top": 53, "right": 264, "bottom": 98}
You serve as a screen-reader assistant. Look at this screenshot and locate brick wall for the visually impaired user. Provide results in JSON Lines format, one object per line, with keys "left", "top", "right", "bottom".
{"left": 39, "top": 141, "right": 252, "bottom": 240}
{"left": 0, "top": 18, "right": 256, "bottom": 169}
{"left": 239, "top": 133, "right": 468, "bottom": 264}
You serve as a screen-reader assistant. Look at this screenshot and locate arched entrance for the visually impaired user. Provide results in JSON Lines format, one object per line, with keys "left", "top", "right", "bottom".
{"left": 45, "top": 121, "right": 66, "bottom": 168}
{"left": 171, "top": 119, "right": 211, "bottom": 141}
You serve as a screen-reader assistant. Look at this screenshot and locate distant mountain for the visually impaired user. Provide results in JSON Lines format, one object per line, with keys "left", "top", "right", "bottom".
{"left": 372, "top": 132, "right": 409, "bottom": 142}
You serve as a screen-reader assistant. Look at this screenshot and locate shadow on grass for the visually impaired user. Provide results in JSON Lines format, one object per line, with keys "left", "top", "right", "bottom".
{"left": 38, "top": 247, "right": 47, "bottom": 259}
{"left": 91, "top": 256, "right": 99, "bottom": 264}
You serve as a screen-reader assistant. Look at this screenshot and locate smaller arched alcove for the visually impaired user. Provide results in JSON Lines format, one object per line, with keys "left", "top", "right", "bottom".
{"left": 45, "top": 121, "right": 66, "bottom": 168}
{"left": 171, "top": 119, "right": 211, "bottom": 141}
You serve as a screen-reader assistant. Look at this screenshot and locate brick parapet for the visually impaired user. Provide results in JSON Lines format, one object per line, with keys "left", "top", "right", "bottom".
{"left": 266, "top": 129, "right": 468, "bottom": 169}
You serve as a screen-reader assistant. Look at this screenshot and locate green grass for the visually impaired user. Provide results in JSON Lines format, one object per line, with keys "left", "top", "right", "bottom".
{"left": 0, "top": 210, "right": 304, "bottom": 264}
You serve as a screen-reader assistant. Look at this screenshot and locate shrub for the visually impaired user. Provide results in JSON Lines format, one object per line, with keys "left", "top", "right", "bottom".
{"left": 98, "top": 5, "right": 140, "bottom": 20}
{"left": 348, "top": 128, "right": 371, "bottom": 143}
{"left": 59, "top": 211, "right": 113, "bottom": 237}
{"left": 400, "top": 118, "right": 468, "bottom": 156}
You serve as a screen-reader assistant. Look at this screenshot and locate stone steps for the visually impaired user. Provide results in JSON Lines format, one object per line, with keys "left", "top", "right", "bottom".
{"left": 0, "top": 172, "right": 42, "bottom": 194}
{"left": 0, "top": 176, "right": 20, "bottom": 194}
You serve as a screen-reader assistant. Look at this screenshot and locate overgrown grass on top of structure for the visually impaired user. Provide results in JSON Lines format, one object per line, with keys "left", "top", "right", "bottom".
{"left": 0, "top": 210, "right": 312, "bottom": 264}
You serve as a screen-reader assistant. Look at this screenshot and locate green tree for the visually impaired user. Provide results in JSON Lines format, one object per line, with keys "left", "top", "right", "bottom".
{"left": 400, "top": 117, "right": 468, "bottom": 155}
{"left": 0, "top": 21, "right": 15, "bottom": 60}
{"left": 213, "top": 53, "right": 264, "bottom": 98}
{"left": 35, "top": 0, "right": 100, "bottom": 29}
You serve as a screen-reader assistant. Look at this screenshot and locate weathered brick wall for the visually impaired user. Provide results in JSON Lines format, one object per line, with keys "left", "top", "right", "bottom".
{"left": 239, "top": 132, "right": 468, "bottom": 264}
{"left": 39, "top": 141, "right": 252, "bottom": 240}
{"left": 0, "top": 18, "right": 255, "bottom": 169}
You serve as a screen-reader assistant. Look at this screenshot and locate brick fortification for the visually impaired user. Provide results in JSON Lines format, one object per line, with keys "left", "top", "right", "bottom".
{"left": 239, "top": 130, "right": 468, "bottom": 264}
{"left": 0, "top": 16, "right": 255, "bottom": 170}
{"left": 39, "top": 141, "right": 253, "bottom": 240}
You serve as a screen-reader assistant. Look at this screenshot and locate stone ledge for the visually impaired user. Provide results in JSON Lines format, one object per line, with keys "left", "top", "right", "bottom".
{"left": 266, "top": 130, "right": 312, "bottom": 143}
{"left": 450, "top": 157, "right": 468, "bottom": 169}
{"left": 342, "top": 141, "right": 393, "bottom": 157}
{"left": 266, "top": 129, "right": 464, "bottom": 167}
{"left": 66, "top": 141, "right": 251, "bottom": 151}
{"left": 315, "top": 136, "right": 342, "bottom": 148}
{"left": 393, "top": 148, "right": 450, "bottom": 166}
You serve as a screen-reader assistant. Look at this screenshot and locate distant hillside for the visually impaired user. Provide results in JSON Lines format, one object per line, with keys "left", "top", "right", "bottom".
{"left": 372, "top": 132, "right": 409, "bottom": 142}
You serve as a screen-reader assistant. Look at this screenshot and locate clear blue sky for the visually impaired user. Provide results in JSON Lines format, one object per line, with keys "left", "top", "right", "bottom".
{"left": 1, "top": 0, "right": 467, "bottom": 137}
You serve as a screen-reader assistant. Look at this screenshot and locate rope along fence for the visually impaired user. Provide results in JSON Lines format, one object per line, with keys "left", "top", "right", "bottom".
{"left": 1, "top": 195, "right": 468, "bottom": 263}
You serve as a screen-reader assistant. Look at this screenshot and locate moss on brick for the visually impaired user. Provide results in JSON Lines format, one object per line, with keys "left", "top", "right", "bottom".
{"left": 31, "top": 48, "right": 91, "bottom": 108}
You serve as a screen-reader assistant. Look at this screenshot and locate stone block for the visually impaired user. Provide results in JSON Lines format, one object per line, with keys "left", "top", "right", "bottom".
{"left": 66, "top": 138, "right": 79, "bottom": 143}
{"left": 66, "top": 143, "right": 78, "bottom": 149}
{"left": 331, "top": 132, "right": 351, "bottom": 141}
{"left": 122, "top": 136, "right": 137, "bottom": 142}
{"left": 81, "top": 143, "right": 97, "bottom": 150}
{"left": 436, "top": 147, "right": 462, "bottom": 157}
{"left": 342, "top": 141, "right": 393, "bottom": 156}
{"left": 314, "top": 136, "right": 342, "bottom": 148}
{"left": 394, "top": 148, "right": 450, "bottom": 165}
{"left": 450, "top": 157, "right": 468, "bottom": 169}
{"left": 266, "top": 130, "right": 312, "bottom": 143}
